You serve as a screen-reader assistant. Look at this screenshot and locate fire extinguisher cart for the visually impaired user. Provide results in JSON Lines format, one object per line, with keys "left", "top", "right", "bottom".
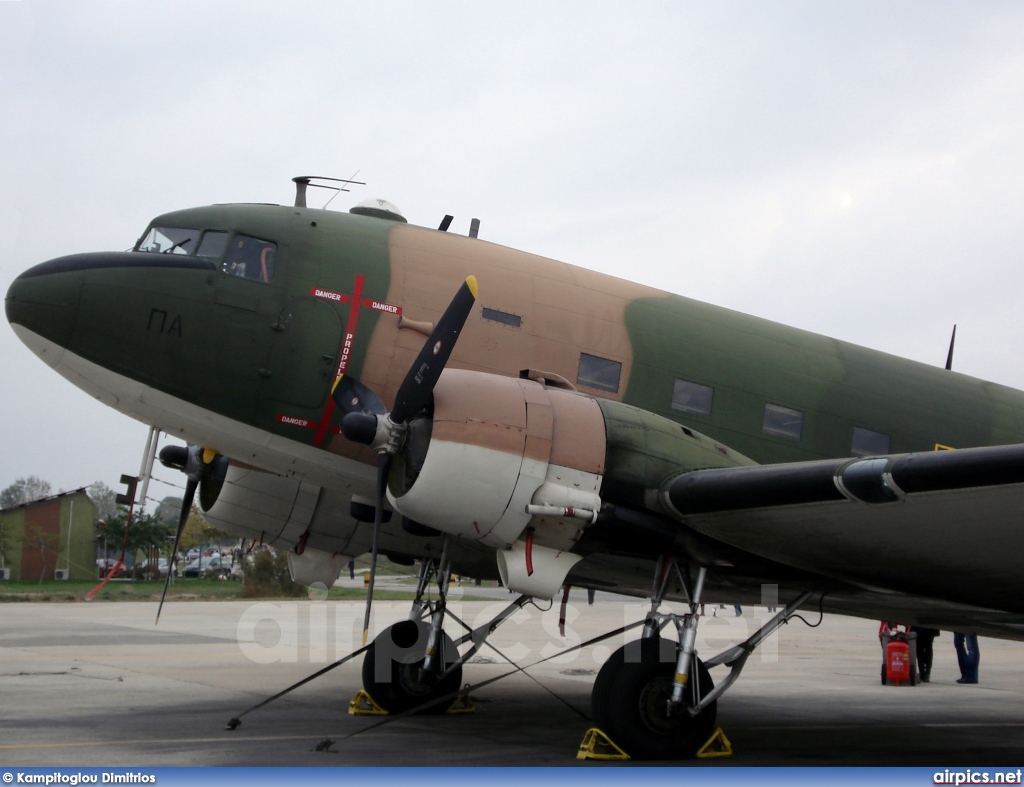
{"left": 880, "top": 627, "right": 919, "bottom": 686}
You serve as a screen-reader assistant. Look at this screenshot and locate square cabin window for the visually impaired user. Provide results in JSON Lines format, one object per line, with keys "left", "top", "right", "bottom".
{"left": 577, "top": 353, "right": 621, "bottom": 393}
{"left": 762, "top": 403, "right": 803, "bottom": 441}
{"left": 671, "top": 379, "right": 713, "bottom": 417}
{"left": 851, "top": 427, "right": 890, "bottom": 457}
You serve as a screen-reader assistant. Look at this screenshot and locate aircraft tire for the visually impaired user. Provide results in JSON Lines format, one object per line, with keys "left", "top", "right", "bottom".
{"left": 361, "top": 620, "right": 462, "bottom": 714}
{"left": 591, "top": 636, "right": 717, "bottom": 760}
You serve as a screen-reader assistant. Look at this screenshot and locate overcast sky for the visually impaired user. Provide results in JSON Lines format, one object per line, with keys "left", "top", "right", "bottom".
{"left": 3, "top": 1, "right": 1024, "bottom": 500}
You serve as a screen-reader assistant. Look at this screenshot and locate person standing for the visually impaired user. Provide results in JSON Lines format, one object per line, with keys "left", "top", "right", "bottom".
{"left": 953, "top": 632, "right": 980, "bottom": 684}
{"left": 910, "top": 626, "right": 939, "bottom": 682}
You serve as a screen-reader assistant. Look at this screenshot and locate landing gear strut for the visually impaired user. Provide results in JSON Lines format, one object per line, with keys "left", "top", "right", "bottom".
{"left": 360, "top": 546, "right": 463, "bottom": 714}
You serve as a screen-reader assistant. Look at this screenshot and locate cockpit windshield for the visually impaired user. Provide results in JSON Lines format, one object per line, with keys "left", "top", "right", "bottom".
{"left": 138, "top": 226, "right": 198, "bottom": 255}
{"left": 135, "top": 226, "right": 277, "bottom": 282}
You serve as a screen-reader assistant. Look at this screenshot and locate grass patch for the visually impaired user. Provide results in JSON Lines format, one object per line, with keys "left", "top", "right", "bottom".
{"left": 0, "top": 579, "right": 493, "bottom": 603}
{"left": 0, "top": 578, "right": 246, "bottom": 602}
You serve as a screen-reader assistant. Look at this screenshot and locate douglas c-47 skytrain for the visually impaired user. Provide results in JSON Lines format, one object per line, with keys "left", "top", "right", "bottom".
{"left": 7, "top": 177, "right": 1024, "bottom": 759}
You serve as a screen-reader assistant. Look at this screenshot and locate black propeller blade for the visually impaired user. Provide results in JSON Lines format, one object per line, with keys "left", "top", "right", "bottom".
{"left": 156, "top": 475, "right": 196, "bottom": 625}
{"left": 362, "top": 452, "right": 391, "bottom": 644}
{"left": 155, "top": 444, "right": 227, "bottom": 624}
{"left": 341, "top": 275, "right": 478, "bottom": 645}
{"left": 391, "top": 275, "right": 478, "bottom": 423}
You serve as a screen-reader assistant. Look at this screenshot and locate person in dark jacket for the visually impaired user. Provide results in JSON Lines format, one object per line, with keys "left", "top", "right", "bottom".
{"left": 953, "top": 632, "right": 980, "bottom": 684}
{"left": 910, "top": 626, "right": 939, "bottom": 682}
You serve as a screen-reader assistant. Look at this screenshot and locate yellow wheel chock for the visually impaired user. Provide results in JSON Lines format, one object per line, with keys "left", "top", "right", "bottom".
{"left": 696, "top": 726, "right": 733, "bottom": 758}
{"left": 446, "top": 692, "right": 475, "bottom": 714}
{"left": 348, "top": 689, "right": 474, "bottom": 715}
{"left": 576, "top": 727, "right": 631, "bottom": 760}
{"left": 348, "top": 689, "right": 388, "bottom": 715}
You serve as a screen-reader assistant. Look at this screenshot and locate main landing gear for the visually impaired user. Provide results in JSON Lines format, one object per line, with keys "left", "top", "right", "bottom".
{"left": 361, "top": 552, "right": 463, "bottom": 713}
{"left": 359, "top": 547, "right": 814, "bottom": 760}
{"left": 591, "top": 558, "right": 814, "bottom": 759}
{"left": 360, "top": 543, "right": 531, "bottom": 715}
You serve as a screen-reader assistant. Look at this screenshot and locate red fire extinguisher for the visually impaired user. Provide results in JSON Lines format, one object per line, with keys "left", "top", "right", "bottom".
{"left": 886, "top": 639, "right": 912, "bottom": 685}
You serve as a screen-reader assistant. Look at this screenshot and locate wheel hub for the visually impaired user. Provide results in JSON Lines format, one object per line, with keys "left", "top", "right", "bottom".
{"left": 638, "top": 675, "right": 687, "bottom": 734}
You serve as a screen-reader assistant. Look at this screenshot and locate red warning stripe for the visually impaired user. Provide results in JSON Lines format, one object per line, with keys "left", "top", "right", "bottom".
{"left": 313, "top": 275, "right": 365, "bottom": 446}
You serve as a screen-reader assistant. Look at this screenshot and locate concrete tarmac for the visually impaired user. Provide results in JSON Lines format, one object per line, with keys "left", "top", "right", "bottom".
{"left": 1, "top": 594, "right": 1022, "bottom": 766}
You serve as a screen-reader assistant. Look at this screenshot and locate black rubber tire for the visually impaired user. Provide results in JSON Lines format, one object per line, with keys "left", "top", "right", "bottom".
{"left": 591, "top": 636, "right": 717, "bottom": 760}
{"left": 361, "top": 620, "right": 462, "bottom": 714}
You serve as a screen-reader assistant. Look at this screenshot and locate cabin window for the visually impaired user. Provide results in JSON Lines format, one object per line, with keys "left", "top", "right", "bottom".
{"left": 196, "top": 230, "right": 230, "bottom": 259}
{"left": 482, "top": 307, "right": 522, "bottom": 328}
{"left": 577, "top": 353, "right": 621, "bottom": 393}
{"left": 137, "top": 226, "right": 199, "bottom": 255}
{"left": 223, "top": 235, "right": 277, "bottom": 283}
{"left": 671, "top": 379, "right": 713, "bottom": 417}
{"left": 851, "top": 427, "right": 890, "bottom": 457}
{"left": 762, "top": 403, "right": 803, "bottom": 441}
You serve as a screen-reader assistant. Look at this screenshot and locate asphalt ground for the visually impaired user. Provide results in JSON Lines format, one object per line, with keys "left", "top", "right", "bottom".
{"left": 1, "top": 593, "right": 1022, "bottom": 767}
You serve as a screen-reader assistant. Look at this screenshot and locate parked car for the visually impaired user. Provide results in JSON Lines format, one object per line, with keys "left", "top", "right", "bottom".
{"left": 96, "top": 559, "right": 127, "bottom": 579}
{"left": 182, "top": 556, "right": 232, "bottom": 578}
{"left": 136, "top": 558, "right": 176, "bottom": 579}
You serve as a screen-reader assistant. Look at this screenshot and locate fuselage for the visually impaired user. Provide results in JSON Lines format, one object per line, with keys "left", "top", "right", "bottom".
{"left": 8, "top": 201, "right": 1024, "bottom": 486}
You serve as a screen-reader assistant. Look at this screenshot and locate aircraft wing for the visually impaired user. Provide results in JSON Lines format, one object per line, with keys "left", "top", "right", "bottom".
{"left": 663, "top": 443, "right": 1024, "bottom": 616}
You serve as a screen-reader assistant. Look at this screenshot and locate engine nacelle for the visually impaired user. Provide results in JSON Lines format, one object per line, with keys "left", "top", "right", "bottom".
{"left": 204, "top": 465, "right": 370, "bottom": 568}
{"left": 387, "top": 369, "right": 758, "bottom": 562}
{"left": 388, "top": 369, "right": 606, "bottom": 550}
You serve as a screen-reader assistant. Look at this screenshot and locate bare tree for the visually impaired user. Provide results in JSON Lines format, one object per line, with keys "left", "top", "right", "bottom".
{"left": 1, "top": 476, "right": 53, "bottom": 508}
{"left": 88, "top": 481, "right": 120, "bottom": 522}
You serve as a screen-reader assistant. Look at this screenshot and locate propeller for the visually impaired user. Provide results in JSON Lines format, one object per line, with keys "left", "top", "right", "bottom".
{"left": 341, "top": 275, "right": 478, "bottom": 644}
{"left": 155, "top": 445, "right": 228, "bottom": 624}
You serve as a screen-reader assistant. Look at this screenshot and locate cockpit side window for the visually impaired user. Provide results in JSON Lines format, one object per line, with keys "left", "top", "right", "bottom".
{"left": 196, "top": 230, "right": 230, "bottom": 259}
{"left": 138, "top": 226, "right": 198, "bottom": 255}
{"left": 223, "top": 235, "right": 277, "bottom": 283}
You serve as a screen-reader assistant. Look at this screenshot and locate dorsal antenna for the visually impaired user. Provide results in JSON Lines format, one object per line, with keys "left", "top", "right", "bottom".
{"left": 945, "top": 324, "right": 957, "bottom": 371}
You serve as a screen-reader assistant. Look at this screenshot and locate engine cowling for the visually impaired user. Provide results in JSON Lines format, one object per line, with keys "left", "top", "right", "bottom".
{"left": 387, "top": 369, "right": 606, "bottom": 550}
{"left": 387, "top": 368, "right": 757, "bottom": 560}
{"left": 204, "top": 466, "right": 371, "bottom": 562}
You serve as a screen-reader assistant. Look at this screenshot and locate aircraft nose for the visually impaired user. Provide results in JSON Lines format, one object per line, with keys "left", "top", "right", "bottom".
{"left": 5, "top": 254, "right": 89, "bottom": 359}
{"left": 8, "top": 249, "right": 218, "bottom": 371}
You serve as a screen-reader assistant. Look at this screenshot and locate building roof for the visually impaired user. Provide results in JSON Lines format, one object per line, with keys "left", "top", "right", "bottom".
{"left": 0, "top": 487, "right": 91, "bottom": 515}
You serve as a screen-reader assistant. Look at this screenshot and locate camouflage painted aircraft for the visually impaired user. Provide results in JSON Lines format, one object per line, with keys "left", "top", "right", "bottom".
{"left": 7, "top": 178, "right": 1024, "bottom": 758}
